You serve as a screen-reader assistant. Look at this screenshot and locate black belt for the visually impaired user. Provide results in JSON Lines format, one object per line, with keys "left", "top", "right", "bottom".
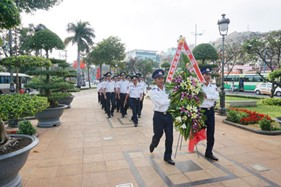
{"left": 154, "top": 111, "right": 169, "bottom": 115}
{"left": 130, "top": 97, "right": 139, "bottom": 100}
{"left": 201, "top": 107, "right": 214, "bottom": 110}
{"left": 106, "top": 92, "right": 114, "bottom": 94}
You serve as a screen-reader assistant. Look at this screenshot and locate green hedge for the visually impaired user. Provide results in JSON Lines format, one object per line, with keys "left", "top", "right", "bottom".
{"left": 261, "top": 98, "right": 281, "bottom": 106}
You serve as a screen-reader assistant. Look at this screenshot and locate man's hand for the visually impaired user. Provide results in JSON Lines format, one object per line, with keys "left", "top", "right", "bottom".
{"left": 203, "top": 93, "right": 207, "bottom": 98}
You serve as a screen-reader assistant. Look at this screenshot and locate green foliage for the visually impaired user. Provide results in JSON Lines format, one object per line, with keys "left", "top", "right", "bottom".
{"left": 261, "top": 98, "right": 281, "bottom": 106}
{"left": 25, "top": 58, "right": 76, "bottom": 107}
{"left": 0, "top": 94, "right": 49, "bottom": 121}
{"left": 16, "top": 0, "right": 63, "bottom": 13}
{"left": 89, "top": 36, "right": 125, "bottom": 67}
{"left": 192, "top": 43, "right": 218, "bottom": 64}
{"left": 29, "top": 29, "right": 64, "bottom": 57}
{"left": 0, "top": 55, "right": 52, "bottom": 68}
{"left": 17, "top": 120, "right": 36, "bottom": 135}
{"left": 226, "top": 110, "right": 247, "bottom": 124}
{"left": 259, "top": 118, "right": 272, "bottom": 131}
{"left": 161, "top": 62, "right": 170, "bottom": 69}
{"left": 269, "top": 69, "right": 281, "bottom": 80}
{"left": 0, "top": 0, "right": 20, "bottom": 29}
{"left": 135, "top": 59, "right": 158, "bottom": 79}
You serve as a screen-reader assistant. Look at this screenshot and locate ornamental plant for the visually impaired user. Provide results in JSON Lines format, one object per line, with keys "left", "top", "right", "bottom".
{"left": 0, "top": 94, "right": 48, "bottom": 146}
{"left": 17, "top": 120, "right": 36, "bottom": 135}
{"left": 167, "top": 54, "right": 206, "bottom": 152}
{"left": 229, "top": 108, "right": 273, "bottom": 125}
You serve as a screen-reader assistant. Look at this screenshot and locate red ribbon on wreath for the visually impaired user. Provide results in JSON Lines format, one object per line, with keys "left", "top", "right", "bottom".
{"left": 188, "top": 129, "right": 206, "bottom": 152}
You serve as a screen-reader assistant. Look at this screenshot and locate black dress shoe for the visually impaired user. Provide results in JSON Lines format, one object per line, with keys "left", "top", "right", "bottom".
{"left": 122, "top": 115, "right": 125, "bottom": 118}
{"left": 134, "top": 123, "right": 138, "bottom": 127}
{"left": 149, "top": 144, "right": 154, "bottom": 153}
{"left": 205, "top": 154, "right": 218, "bottom": 161}
{"left": 164, "top": 159, "right": 175, "bottom": 165}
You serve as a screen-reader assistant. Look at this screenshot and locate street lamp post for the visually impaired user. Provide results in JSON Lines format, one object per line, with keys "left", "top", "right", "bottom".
{"left": 217, "top": 14, "right": 230, "bottom": 116}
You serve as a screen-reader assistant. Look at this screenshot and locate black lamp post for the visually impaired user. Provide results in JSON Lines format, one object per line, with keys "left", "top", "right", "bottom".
{"left": 217, "top": 14, "right": 230, "bottom": 116}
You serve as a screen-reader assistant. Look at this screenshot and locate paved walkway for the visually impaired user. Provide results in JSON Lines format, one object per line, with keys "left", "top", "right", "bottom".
{"left": 21, "top": 89, "right": 281, "bottom": 187}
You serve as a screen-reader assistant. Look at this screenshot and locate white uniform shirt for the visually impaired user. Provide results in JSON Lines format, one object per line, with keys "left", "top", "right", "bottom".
{"left": 127, "top": 84, "right": 142, "bottom": 98}
{"left": 150, "top": 85, "right": 170, "bottom": 112}
{"left": 104, "top": 80, "right": 115, "bottom": 93}
{"left": 200, "top": 83, "right": 219, "bottom": 108}
{"left": 118, "top": 79, "right": 130, "bottom": 94}
{"left": 138, "top": 81, "right": 147, "bottom": 93}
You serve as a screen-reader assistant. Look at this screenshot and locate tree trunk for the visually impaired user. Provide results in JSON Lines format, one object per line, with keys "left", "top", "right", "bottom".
{"left": 0, "top": 119, "right": 8, "bottom": 146}
{"left": 100, "top": 64, "right": 103, "bottom": 79}
{"left": 77, "top": 48, "right": 81, "bottom": 88}
{"left": 87, "top": 66, "right": 91, "bottom": 88}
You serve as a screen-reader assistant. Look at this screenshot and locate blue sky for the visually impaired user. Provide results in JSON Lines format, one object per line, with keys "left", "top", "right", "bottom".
{"left": 21, "top": 0, "right": 281, "bottom": 62}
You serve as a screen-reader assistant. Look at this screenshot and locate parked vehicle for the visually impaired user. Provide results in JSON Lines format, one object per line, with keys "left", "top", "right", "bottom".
{"left": 254, "top": 83, "right": 281, "bottom": 96}
{"left": 0, "top": 72, "right": 32, "bottom": 94}
{"left": 224, "top": 73, "right": 267, "bottom": 92}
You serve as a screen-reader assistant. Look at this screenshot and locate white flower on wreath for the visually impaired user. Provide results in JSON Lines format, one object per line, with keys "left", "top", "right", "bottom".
{"left": 175, "top": 116, "right": 182, "bottom": 123}
{"left": 181, "top": 123, "right": 187, "bottom": 129}
{"left": 182, "top": 115, "right": 187, "bottom": 121}
{"left": 191, "top": 112, "right": 198, "bottom": 119}
{"left": 186, "top": 105, "right": 192, "bottom": 111}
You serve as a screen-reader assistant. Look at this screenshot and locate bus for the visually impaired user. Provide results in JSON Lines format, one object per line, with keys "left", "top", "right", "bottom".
{"left": 0, "top": 72, "right": 32, "bottom": 94}
{"left": 224, "top": 73, "right": 268, "bottom": 92}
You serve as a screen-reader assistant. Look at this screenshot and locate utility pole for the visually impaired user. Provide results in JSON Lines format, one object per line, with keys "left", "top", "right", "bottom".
{"left": 192, "top": 24, "right": 203, "bottom": 46}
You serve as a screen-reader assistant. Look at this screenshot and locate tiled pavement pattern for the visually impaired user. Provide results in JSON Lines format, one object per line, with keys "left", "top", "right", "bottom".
{"left": 21, "top": 89, "right": 281, "bottom": 187}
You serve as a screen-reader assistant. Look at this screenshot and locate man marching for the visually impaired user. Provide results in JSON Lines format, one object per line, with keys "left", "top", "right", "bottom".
{"left": 103, "top": 72, "right": 116, "bottom": 118}
{"left": 124, "top": 75, "right": 143, "bottom": 127}
{"left": 117, "top": 72, "right": 130, "bottom": 118}
{"left": 149, "top": 69, "right": 175, "bottom": 165}
{"left": 200, "top": 66, "right": 219, "bottom": 161}
{"left": 136, "top": 73, "right": 147, "bottom": 118}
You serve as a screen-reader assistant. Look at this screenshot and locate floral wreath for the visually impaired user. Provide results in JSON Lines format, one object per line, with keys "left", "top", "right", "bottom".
{"left": 167, "top": 58, "right": 206, "bottom": 152}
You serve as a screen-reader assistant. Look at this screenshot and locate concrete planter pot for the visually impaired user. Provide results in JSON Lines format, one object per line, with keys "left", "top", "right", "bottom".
{"left": 58, "top": 95, "right": 74, "bottom": 108}
{"left": 35, "top": 104, "right": 67, "bottom": 128}
{"left": 0, "top": 134, "right": 39, "bottom": 187}
{"left": 275, "top": 117, "right": 281, "bottom": 128}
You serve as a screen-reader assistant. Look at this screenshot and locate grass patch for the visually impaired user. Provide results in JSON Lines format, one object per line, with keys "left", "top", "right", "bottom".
{"left": 241, "top": 105, "right": 281, "bottom": 119}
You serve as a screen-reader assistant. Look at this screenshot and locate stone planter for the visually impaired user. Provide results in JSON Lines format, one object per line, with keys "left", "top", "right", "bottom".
{"left": 223, "top": 119, "right": 281, "bottom": 135}
{"left": 58, "top": 95, "right": 74, "bottom": 108}
{"left": 35, "top": 104, "right": 67, "bottom": 128}
{"left": 275, "top": 117, "right": 281, "bottom": 128}
{"left": 0, "top": 134, "right": 39, "bottom": 187}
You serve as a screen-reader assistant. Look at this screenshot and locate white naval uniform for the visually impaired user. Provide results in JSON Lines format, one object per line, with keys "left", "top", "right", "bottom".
{"left": 150, "top": 85, "right": 170, "bottom": 112}
{"left": 200, "top": 83, "right": 219, "bottom": 108}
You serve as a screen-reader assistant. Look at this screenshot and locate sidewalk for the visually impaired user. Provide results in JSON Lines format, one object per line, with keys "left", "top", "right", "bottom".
{"left": 21, "top": 89, "right": 281, "bottom": 187}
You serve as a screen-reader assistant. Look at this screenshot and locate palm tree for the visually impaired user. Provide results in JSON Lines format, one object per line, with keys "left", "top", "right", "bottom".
{"left": 65, "top": 21, "right": 95, "bottom": 87}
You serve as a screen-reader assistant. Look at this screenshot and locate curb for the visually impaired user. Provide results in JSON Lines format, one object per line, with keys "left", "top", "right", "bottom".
{"left": 223, "top": 119, "right": 281, "bottom": 135}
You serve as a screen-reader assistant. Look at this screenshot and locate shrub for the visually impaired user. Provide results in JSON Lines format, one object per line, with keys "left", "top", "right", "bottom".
{"left": 17, "top": 120, "right": 36, "bottom": 135}
{"left": 259, "top": 118, "right": 272, "bottom": 131}
{"left": 261, "top": 98, "right": 281, "bottom": 106}
{"left": 227, "top": 110, "right": 248, "bottom": 124}
{"left": 0, "top": 94, "right": 49, "bottom": 121}
{"left": 229, "top": 108, "right": 272, "bottom": 125}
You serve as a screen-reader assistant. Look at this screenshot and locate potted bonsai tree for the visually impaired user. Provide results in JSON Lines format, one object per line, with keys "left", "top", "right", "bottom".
{"left": 24, "top": 29, "right": 75, "bottom": 127}
{"left": 0, "top": 94, "right": 49, "bottom": 187}
{"left": 50, "top": 58, "right": 77, "bottom": 108}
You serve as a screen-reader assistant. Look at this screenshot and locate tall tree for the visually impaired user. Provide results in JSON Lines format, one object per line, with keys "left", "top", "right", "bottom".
{"left": 65, "top": 21, "right": 95, "bottom": 87}
{"left": 135, "top": 58, "right": 158, "bottom": 80}
{"left": 0, "top": 0, "right": 20, "bottom": 29}
{"left": 89, "top": 36, "right": 125, "bottom": 77}
{"left": 192, "top": 43, "right": 218, "bottom": 64}
{"left": 30, "top": 29, "right": 64, "bottom": 58}
{"left": 16, "top": 0, "right": 63, "bottom": 13}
